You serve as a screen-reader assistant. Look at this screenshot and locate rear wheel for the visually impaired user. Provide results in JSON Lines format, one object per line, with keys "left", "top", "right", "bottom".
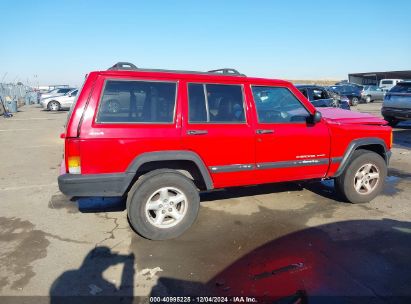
{"left": 127, "top": 169, "right": 200, "bottom": 240}
{"left": 48, "top": 100, "right": 60, "bottom": 111}
{"left": 335, "top": 150, "right": 386, "bottom": 203}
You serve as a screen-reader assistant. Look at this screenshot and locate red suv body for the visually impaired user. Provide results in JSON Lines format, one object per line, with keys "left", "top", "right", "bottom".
{"left": 59, "top": 63, "right": 392, "bottom": 240}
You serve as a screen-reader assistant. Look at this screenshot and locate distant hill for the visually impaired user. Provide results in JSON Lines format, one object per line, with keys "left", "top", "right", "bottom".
{"left": 288, "top": 80, "right": 340, "bottom": 86}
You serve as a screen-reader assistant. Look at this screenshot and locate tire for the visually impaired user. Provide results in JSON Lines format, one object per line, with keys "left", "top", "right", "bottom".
{"left": 365, "top": 95, "right": 372, "bottom": 103}
{"left": 48, "top": 100, "right": 60, "bottom": 111}
{"left": 127, "top": 169, "right": 200, "bottom": 240}
{"left": 334, "top": 150, "right": 387, "bottom": 204}
{"left": 351, "top": 97, "right": 359, "bottom": 106}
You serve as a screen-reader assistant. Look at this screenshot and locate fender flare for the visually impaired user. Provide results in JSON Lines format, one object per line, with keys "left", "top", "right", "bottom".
{"left": 333, "top": 137, "right": 389, "bottom": 177}
{"left": 126, "top": 150, "right": 213, "bottom": 190}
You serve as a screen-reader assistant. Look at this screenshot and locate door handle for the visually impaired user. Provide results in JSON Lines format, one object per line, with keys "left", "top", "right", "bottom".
{"left": 256, "top": 129, "right": 274, "bottom": 134}
{"left": 187, "top": 130, "right": 208, "bottom": 135}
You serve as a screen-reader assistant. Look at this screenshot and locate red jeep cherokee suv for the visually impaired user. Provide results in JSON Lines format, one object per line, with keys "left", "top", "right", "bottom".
{"left": 59, "top": 62, "right": 392, "bottom": 240}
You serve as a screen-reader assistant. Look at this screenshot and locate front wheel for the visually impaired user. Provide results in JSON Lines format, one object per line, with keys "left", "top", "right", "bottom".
{"left": 334, "top": 150, "right": 387, "bottom": 203}
{"left": 351, "top": 97, "right": 359, "bottom": 106}
{"left": 127, "top": 170, "right": 200, "bottom": 240}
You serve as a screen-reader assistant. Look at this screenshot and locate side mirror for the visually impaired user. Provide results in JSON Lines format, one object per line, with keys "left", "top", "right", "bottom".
{"left": 312, "top": 111, "right": 322, "bottom": 123}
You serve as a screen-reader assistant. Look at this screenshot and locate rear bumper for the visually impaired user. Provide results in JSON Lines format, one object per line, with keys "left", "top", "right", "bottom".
{"left": 58, "top": 173, "right": 134, "bottom": 197}
{"left": 382, "top": 107, "right": 411, "bottom": 120}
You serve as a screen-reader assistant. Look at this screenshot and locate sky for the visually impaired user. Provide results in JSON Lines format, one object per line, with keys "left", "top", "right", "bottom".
{"left": 1, "top": 0, "right": 410, "bottom": 87}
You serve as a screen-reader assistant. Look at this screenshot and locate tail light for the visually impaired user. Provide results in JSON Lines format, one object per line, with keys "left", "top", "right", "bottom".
{"left": 65, "top": 139, "right": 81, "bottom": 174}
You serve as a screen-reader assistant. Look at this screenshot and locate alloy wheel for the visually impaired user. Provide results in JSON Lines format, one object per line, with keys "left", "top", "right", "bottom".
{"left": 145, "top": 187, "right": 188, "bottom": 228}
{"left": 354, "top": 164, "right": 380, "bottom": 195}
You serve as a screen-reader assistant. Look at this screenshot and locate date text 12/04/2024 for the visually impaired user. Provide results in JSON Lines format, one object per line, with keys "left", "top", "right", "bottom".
{"left": 149, "top": 297, "right": 258, "bottom": 303}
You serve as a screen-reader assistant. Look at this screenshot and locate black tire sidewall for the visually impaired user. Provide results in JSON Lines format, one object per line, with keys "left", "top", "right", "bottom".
{"left": 339, "top": 151, "right": 387, "bottom": 203}
{"left": 127, "top": 171, "right": 200, "bottom": 240}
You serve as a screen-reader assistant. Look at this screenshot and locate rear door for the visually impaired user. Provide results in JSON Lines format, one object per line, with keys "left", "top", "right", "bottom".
{"left": 181, "top": 81, "right": 255, "bottom": 188}
{"left": 250, "top": 85, "right": 330, "bottom": 184}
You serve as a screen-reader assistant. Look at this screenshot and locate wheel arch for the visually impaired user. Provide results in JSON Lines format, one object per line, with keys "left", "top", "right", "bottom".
{"left": 333, "top": 138, "right": 389, "bottom": 177}
{"left": 126, "top": 151, "right": 213, "bottom": 191}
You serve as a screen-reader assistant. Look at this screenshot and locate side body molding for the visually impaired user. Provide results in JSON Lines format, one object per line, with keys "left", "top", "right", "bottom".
{"left": 126, "top": 150, "right": 214, "bottom": 190}
{"left": 333, "top": 137, "right": 389, "bottom": 177}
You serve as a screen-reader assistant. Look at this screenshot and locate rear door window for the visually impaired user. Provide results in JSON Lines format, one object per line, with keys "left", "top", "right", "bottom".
{"left": 188, "top": 83, "right": 245, "bottom": 123}
{"left": 97, "top": 80, "right": 177, "bottom": 123}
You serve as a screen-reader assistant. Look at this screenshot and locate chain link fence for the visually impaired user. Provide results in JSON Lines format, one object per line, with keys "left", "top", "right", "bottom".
{"left": 0, "top": 83, "right": 38, "bottom": 114}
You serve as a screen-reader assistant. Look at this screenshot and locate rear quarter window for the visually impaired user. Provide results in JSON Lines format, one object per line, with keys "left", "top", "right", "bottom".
{"left": 96, "top": 80, "right": 177, "bottom": 123}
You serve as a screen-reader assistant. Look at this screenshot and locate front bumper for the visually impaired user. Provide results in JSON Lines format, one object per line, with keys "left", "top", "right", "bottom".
{"left": 58, "top": 173, "right": 134, "bottom": 197}
{"left": 382, "top": 107, "right": 411, "bottom": 120}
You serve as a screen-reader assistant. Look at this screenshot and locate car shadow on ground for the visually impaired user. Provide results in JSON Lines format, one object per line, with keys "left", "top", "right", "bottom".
{"left": 48, "top": 219, "right": 411, "bottom": 303}
{"left": 69, "top": 181, "right": 323, "bottom": 213}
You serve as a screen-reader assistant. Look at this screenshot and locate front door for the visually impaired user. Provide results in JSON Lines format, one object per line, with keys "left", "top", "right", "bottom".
{"left": 250, "top": 85, "right": 330, "bottom": 184}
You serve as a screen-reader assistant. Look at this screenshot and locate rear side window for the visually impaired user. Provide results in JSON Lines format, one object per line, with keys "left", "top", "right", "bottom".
{"left": 188, "top": 83, "right": 245, "bottom": 123}
{"left": 252, "top": 86, "right": 310, "bottom": 123}
{"left": 97, "top": 80, "right": 177, "bottom": 123}
{"left": 390, "top": 83, "right": 411, "bottom": 93}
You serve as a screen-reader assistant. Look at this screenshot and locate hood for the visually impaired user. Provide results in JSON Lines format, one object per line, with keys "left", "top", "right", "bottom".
{"left": 318, "top": 107, "right": 387, "bottom": 125}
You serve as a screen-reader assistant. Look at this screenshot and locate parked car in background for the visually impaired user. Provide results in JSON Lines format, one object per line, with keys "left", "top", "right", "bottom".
{"left": 380, "top": 79, "right": 404, "bottom": 90}
{"left": 382, "top": 81, "right": 411, "bottom": 126}
{"left": 41, "top": 89, "right": 78, "bottom": 111}
{"left": 296, "top": 85, "right": 350, "bottom": 110}
{"left": 58, "top": 62, "right": 392, "bottom": 240}
{"left": 328, "top": 85, "right": 361, "bottom": 106}
{"left": 361, "top": 85, "right": 386, "bottom": 103}
{"left": 40, "top": 87, "right": 76, "bottom": 100}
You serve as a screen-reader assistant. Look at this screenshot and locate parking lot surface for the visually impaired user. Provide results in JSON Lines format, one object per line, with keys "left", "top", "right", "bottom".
{"left": 0, "top": 103, "right": 410, "bottom": 302}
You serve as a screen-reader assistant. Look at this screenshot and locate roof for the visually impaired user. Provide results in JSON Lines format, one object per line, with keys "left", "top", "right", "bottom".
{"left": 95, "top": 62, "right": 291, "bottom": 86}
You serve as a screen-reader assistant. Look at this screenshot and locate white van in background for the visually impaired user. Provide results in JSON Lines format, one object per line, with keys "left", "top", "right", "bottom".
{"left": 380, "top": 79, "right": 404, "bottom": 90}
